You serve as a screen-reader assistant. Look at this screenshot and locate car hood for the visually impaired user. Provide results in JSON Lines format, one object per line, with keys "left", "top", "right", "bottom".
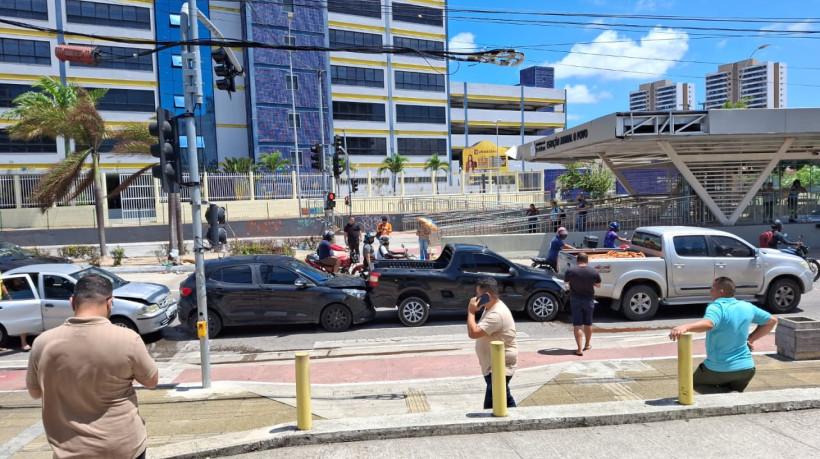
{"left": 114, "top": 282, "right": 174, "bottom": 307}
{"left": 324, "top": 274, "right": 366, "bottom": 289}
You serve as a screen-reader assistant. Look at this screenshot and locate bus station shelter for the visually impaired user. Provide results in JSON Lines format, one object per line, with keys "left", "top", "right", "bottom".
{"left": 517, "top": 109, "right": 820, "bottom": 225}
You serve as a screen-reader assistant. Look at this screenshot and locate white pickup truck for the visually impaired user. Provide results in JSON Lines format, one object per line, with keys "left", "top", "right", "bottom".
{"left": 557, "top": 226, "right": 814, "bottom": 320}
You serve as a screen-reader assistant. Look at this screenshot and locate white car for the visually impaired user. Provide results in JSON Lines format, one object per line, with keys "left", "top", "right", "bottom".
{"left": 0, "top": 264, "right": 177, "bottom": 346}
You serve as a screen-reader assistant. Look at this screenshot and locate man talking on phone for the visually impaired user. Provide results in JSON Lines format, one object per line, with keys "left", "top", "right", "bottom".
{"left": 466, "top": 277, "right": 518, "bottom": 409}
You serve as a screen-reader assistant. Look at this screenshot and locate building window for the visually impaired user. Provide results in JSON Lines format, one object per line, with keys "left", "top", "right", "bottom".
{"left": 330, "top": 65, "right": 384, "bottom": 88}
{"left": 0, "top": 83, "right": 34, "bottom": 107}
{"left": 173, "top": 95, "right": 185, "bottom": 108}
{"left": 329, "top": 29, "right": 382, "bottom": 49}
{"left": 283, "top": 0, "right": 294, "bottom": 13}
{"left": 327, "top": 0, "right": 381, "bottom": 18}
{"left": 286, "top": 74, "right": 298, "bottom": 91}
{"left": 0, "top": 129, "right": 57, "bottom": 153}
{"left": 287, "top": 113, "right": 301, "bottom": 128}
{"left": 397, "top": 138, "right": 447, "bottom": 156}
{"left": 345, "top": 137, "right": 387, "bottom": 156}
{"left": 392, "top": 3, "right": 442, "bottom": 27}
{"left": 396, "top": 104, "right": 445, "bottom": 124}
{"left": 169, "top": 14, "right": 180, "bottom": 26}
{"left": 284, "top": 35, "right": 295, "bottom": 46}
{"left": 393, "top": 36, "right": 444, "bottom": 59}
{"left": 0, "top": 37, "right": 50, "bottom": 65}
{"left": 91, "top": 88, "right": 155, "bottom": 112}
{"left": 70, "top": 44, "right": 153, "bottom": 71}
{"left": 0, "top": 0, "right": 48, "bottom": 20}
{"left": 395, "top": 70, "right": 445, "bottom": 92}
{"left": 332, "top": 101, "right": 386, "bottom": 122}
{"left": 171, "top": 55, "right": 182, "bottom": 67}
{"left": 66, "top": 0, "right": 151, "bottom": 30}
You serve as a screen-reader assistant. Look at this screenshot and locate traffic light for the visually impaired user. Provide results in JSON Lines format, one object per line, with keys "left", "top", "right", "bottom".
{"left": 332, "top": 152, "right": 341, "bottom": 178}
{"left": 333, "top": 134, "right": 344, "bottom": 151}
{"left": 325, "top": 192, "right": 336, "bottom": 210}
{"left": 344, "top": 196, "right": 350, "bottom": 206}
{"left": 309, "top": 143, "right": 324, "bottom": 171}
{"left": 212, "top": 48, "right": 236, "bottom": 93}
{"left": 205, "top": 204, "right": 227, "bottom": 248}
{"left": 351, "top": 179, "right": 359, "bottom": 193}
{"left": 150, "top": 107, "right": 180, "bottom": 193}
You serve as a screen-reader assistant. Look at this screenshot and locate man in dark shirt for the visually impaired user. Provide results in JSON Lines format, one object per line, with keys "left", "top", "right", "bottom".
{"left": 545, "top": 227, "right": 574, "bottom": 271}
{"left": 768, "top": 219, "right": 801, "bottom": 250}
{"left": 317, "top": 231, "right": 340, "bottom": 273}
{"left": 343, "top": 217, "right": 362, "bottom": 263}
{"left": 563, "top": 252, "right": 601, "bottom": 356}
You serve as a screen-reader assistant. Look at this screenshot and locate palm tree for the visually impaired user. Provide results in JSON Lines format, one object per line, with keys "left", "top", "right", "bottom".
{"left": 378, "top": 153, "right": 409, "bottom": 195}
{"left": 258, "top": 151, "right": 290, "bottom": 172}
{"left": 220, "top": 156, "right": 258, "bottom": 173}
{"left": 424, "top": 153, "right": 449, "bottom": 194}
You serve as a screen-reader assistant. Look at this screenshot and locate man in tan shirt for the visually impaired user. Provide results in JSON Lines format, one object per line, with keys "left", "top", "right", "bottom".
{"left": 467, "top": 277, "right": 517, "bottom": 409}
{"left": 26, "top": 274, "right": 158, "bottom": 459}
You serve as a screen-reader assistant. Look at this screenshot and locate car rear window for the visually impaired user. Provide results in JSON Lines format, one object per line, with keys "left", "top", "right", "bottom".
{"left": 673, "top": 235, "right": 709, "bottom": 257}
{"left": 210, "top": 265, "right": 253, "bottom": 284}
{"left": 631, "top": 231, "right": 662, "bottom": 251}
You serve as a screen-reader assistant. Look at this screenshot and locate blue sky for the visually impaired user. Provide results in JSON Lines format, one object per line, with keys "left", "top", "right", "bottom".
{"left": 446, "top": 0, "right": 820, "bottom": 127}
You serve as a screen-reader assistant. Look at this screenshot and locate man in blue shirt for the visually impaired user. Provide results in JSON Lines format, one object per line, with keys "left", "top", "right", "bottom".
{"left": 603, "top": 222, "right": 630, "bottom": 248}
{"left": 669, "top": 277, "right": 777, "bottom": 392}
{"left": 545, "top": 227, "right": 574, "bottom": 271}
{"left": 317, "top": 231, "right": 340, "bottom": 273}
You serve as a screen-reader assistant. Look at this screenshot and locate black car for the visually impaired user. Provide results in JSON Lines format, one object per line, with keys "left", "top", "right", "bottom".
{"left": 178, "top": 255, "right": 374, "bottom": 337}
{"left": 0, "top": 242, "right": 69, "bottom": 273}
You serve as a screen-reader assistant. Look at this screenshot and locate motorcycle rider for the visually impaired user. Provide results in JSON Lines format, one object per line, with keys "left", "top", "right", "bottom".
{"left": 603, "top": 222, "right": 630, "bottom": 248}
{"left": 377, "top": 235, "right": 407, "bottom": 260}
{"left": 362, "top": 231, "right": 376, "bottom": 271}
{"left": 317, "top": 230, "right": 341, "bottom": 273}
{"left": 545, "top": 227, "right": 574, "bottom": 271}
{"left": 769, "top": 219, "right": 802, "bottom": 250}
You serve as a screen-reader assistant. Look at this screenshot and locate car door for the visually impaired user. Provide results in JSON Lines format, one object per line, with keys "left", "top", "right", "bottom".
{"left": 669, "top": 235, "right": 714, "bottom": 297}
{"left": 709, "top": 235, "right": 761, "bottom": 295}
{"left": 455, "top": 253, "right": 520, "bottom": 308}
{"left": 0, "top": 274, "right": 44, "bottom": 336}
{"left": 40, "top": 274, "right": 76, "bottom": 330}
{"left": 207, "top": 264, "right": 259, "bottom": 325}
{"left": 258, "top": 264, "right": 314, "bottom": 324}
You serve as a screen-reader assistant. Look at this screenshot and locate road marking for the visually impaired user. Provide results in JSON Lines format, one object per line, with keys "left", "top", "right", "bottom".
{"left": 404, "top": 388, "right": 431, "bottom": 413}
{"left": 0, "top": 420, "right": 44, "bottom": 459}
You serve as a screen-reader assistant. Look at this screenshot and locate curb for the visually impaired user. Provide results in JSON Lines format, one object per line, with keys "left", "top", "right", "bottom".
{"left": 150, "top": 387, "right": 820, "bottom": 459}
{"left": 106, "top": 265, "right": 195, "bottom": 274}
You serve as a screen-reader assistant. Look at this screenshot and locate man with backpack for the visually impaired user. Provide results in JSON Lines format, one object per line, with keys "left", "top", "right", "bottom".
{"left": 760, "top": 220, "right": 802, "bottom": 250}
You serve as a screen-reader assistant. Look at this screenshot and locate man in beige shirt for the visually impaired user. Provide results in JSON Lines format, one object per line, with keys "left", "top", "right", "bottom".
{"left": 467, "top": 277, "right": 517, "bottom": 409}
{"left": 26, "top": 274, "right": 158, "bottom": 459}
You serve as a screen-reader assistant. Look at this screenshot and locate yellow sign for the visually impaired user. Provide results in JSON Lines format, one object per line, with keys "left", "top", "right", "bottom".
{"left": 461, "top": 141, "right": 509, "bottom": 172}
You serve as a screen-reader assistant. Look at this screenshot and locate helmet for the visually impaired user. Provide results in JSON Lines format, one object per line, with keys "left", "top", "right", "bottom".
{"left": 379, "top": 235, "right": 390, "bottom": 244}
{"left": 609, "top": 222, "right": 620, "bottom": 231}
{"left": 364, "top": 231, "right": 376, "bottom": 244}
{"left": 557, "top": 227, "right": 568, "bottom": 238}
{"left": 772, "top": 219, "right": 783, "bottom": 231}
{"left": 322, "top": 230, "right": 334, "bottom": 241}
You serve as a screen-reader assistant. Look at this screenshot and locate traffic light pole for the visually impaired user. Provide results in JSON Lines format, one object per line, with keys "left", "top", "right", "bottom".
{"left": 181, "top": 1, "right": 211, "bottom": 389}
{"left": 317, "top": 70, "right": 330, "bottom": 230}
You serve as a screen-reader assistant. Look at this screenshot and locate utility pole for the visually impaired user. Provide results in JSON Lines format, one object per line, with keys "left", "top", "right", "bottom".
{"left": 287, "top": 12, "right": 303, "bottom": 215}
{"left": 317, "top": 69, "right": 329, "bottom": 230}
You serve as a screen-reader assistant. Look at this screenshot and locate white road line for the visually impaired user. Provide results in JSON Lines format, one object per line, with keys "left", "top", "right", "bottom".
{"left": 0, "top": 420, "right": 44, "bottom": 459}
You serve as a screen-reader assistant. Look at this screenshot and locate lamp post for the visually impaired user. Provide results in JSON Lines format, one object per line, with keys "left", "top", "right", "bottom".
{"left": 748, "top": 43, "right": 770, "bottom": 61}
{"left": 495, "top": 119, "right": 501, "bottom": 201}
{"left": 287, "top": 12, "right": 302, "bottom": 212}
{"left": 738, "top": 43, "right": 771, "bottom": 108}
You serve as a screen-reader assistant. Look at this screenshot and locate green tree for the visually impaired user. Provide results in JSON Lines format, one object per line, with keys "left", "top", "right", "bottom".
{"left": 423, "top": 153, "right": 449, "bottom": 194}
{"left": 555, "top": 161, "right": 614, "bottom": 199}
{"left": 722, "top": 97, "right": 754, "bottom": 109}
{"left": 377, "top": 153, "right": 409, "bottom": 195}
{"left": 219, "top": 156, "right": 258, "bottom": 173}
{"left": 258, "top": 151, "right": 289, "bottom": 172}
{"left": 789, "top": 165, "right": 820, "bottom": 189}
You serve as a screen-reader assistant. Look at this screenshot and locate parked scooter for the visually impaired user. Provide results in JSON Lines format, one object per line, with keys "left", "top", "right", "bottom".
{"left": 780, "top": 235, "right": 820, "bottom": 281}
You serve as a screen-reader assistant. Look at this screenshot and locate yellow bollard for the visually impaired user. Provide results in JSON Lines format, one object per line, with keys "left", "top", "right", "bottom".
{"left": 295, "top": 351, "right": 312, "bottom": 430}
{"left": 490, "top": 341, "right": 507, "bottom": 417}
{"left": 677, "top": 332, "right": 694, "bottom": 405}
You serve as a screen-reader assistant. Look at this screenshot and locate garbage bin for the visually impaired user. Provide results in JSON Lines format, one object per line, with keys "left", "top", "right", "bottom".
{"left": 583, "top": 235, "right": 598, "bottom": 248}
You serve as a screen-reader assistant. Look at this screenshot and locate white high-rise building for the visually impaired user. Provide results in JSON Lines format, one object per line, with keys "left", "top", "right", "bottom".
{"left": 629, "top": 80, "right": 695, "bottom": 111}
{"left": 704, "top": 59, "right": 787, "bottom": 109}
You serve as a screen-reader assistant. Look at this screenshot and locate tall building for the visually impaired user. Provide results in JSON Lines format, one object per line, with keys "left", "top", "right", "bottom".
{"left": 704, "top": 59, "right": 787, "bottom": 109}
{"left": 629, "top": 80, "right": 695, "bottom": 111}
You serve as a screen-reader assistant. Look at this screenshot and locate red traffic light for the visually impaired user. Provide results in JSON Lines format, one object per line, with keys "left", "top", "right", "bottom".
{"left": 327, "top": 192, "right": 335, "bottom": 200}
{"left": 344, "top": 196, "right": 350, "bottom": 206}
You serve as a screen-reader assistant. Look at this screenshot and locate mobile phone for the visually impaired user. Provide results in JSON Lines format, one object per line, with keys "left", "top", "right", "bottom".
{"left": 477, "top": 293, "right": 491, "bottom": 306}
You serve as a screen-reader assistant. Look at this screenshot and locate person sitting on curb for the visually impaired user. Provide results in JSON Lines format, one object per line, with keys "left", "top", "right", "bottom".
{"left": 669, "top": 276, "right": 777, "bottom": 393}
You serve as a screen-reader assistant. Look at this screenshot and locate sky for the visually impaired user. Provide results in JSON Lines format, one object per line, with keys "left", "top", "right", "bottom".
{"left": 445, "top": 0, "right": 820, "bottom": 127}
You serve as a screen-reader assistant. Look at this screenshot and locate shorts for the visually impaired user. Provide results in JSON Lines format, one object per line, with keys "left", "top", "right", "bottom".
{"left": 570, "top": 298, "right": 594, "bottom": 326}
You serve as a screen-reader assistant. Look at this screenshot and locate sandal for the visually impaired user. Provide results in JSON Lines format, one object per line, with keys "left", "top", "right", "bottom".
{"left": 574, "top": 350, "right": 584, "bottom": 356}
{"left": 22, "top": 345, "right": 31, "bottom": 352}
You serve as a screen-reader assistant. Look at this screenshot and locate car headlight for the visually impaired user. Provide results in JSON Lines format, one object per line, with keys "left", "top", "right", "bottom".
{"left": 801, "top": 260, "right": 810, "bottom": 270}
{"left": 342, "top": 289, "right": 366, "bottom": 300}
{"left": 138, "top": 304, "right": 161, "bottom": 315}
{"left": 553, "top": 280, "right": 569, "bottom": 291}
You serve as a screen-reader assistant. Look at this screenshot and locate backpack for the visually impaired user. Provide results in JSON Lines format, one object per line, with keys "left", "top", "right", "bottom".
{"left": 759, "top": 230, "right": 773, "bottom": 248}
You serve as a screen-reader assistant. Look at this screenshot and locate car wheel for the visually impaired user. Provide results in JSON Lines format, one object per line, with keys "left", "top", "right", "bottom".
{"left": 110, "top": 317, "right": 138, "bottom": 333}
{"left": 0, "top": 324, "right": 8, "bottom": 348}
{"left": 526, "top": 291, "right": 560, "bottom": 322}
{"left": 621, "top": 285, "right": 659, "bottom": 321}
{"left": 766, "top": 278, "right": 801, "bottom": 313}
{"left": 321, "top": 304, "right": 352, "bottom": 332}
{"left": 398, "top": 296, "right": 429, "bottom": 327}
{"left": 186, "top": 310, "right": 223, "bottom": 338}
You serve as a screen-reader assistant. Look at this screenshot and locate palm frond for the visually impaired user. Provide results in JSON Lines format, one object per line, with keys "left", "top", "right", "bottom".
{"left": 28, "top": 149, "right": 92, "bottom": 211}
{"left": 106, "top": 164, "right": 154, "bottom": 197}
{"left": 63, "top": 171, "right": 95, "bottom": 203}
{"left": 108, "top": 123, "right": 153, "bottom": 155}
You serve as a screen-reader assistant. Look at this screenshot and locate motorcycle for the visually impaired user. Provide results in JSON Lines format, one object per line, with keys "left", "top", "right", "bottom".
{"left": 377, "top": 243, "right": 416, "bottom": 260}
{"left": 530, "top": 256, "right": 556, "bottom": 275}
{"left": 305, "top": 243, "right": 365, "bottom": 275}
{"left": 780, "top": 235, "right": 820, "bottom": 282}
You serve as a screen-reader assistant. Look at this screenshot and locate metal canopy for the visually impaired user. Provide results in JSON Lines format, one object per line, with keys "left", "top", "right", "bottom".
{"left": 519, "top": 109, "right": 820, "bottom": 225}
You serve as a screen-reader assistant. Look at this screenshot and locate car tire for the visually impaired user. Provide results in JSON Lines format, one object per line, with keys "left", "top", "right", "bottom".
{"left": 766, "top": 278, "right": 801, "bottom": 314}
{"left": 186, "top": 310, "right": 223, "bottom": 338}
{"left": 398, "top": 296, "right": 429, "bottom": 327}
{"left": 0, "top": 324, "right": 8, "bottom": 348}
{"left": 526, "top": 291, "right": 560, "bottom": 322}
{"left": 110, "top": 317, "right": 139, "bottom": 333}
{"left": 809, "top": 259, "right": 820, "bottom": 282}
{"left": 321, "top": 303, "right": 352, "bottom": 332}
{"left": 621, "top": 285, "right": 659, "bottom": 321}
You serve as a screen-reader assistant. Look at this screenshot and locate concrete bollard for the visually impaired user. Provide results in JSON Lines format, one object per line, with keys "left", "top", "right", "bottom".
{"left": 677, "top": 332, "right": 693, "bottom": 405}
{"left": 295, "top": 351, "right": 312, "bottom": 430}
{"left": 490, "top": 341, "right": 507, "bottom": 417}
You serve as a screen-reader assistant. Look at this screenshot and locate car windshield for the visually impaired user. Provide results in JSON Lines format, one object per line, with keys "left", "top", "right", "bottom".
{"left": 289, "top": 260, "right": 331, "bottom": 283}
{"left": 0, "top": 242, "right": 32, "bottom": 259}
{"left": 70, "top": 267, "right": 128, "bottom": 289}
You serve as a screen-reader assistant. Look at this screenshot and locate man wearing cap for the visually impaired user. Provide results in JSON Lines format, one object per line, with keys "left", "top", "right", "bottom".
{"left": 545, "top": 227, "right": 574, "bottom": 272}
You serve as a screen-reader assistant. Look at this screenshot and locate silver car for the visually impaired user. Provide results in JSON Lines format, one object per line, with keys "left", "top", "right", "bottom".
{"left": 0, "top": 264, "right": 177, "bottom": 345}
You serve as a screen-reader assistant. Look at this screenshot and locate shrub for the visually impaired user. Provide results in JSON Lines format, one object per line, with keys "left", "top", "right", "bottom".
{"left": 110, "top": 247, "right": 126, "bottom": 266}
{"left": 229, "top": 239, "right": 293, "bottom": 256}
{"left": 59, "top": 245, "right": 99, "bottom": 260}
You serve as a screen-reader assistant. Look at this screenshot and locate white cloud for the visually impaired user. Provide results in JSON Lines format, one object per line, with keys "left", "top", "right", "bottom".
{"left": 566, "top": 114, "right": 583, "bottom": 121}
{"left": 449, "top": 32, "right": 477, "bottom": 53}
{"left": 546, "top": 27, "right": 689, "bottom": 81}
{"left": 762, "top": 21, "right": 814, "bottom": 33}
{"left": 635, "top": 0, "right": 673, "bottom": 11}
{"left": 564, "top": 84, "right": 611, "bottom": 104}
{"left": 716, "top": 40, "right": 728, "bottom": 49}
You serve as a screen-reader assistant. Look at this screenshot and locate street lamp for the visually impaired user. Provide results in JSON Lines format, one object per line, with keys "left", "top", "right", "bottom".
{"left": 740, "top": 44, "right": 771, "bottom": 108}
{"left": 287, "top": 12, "right": 302, "bottom": 212}
{"left": 748, "top": 43, "right": 770, "bottom": 60}
{"left": 495, "top": 119, "right": 501, "bottom": 201}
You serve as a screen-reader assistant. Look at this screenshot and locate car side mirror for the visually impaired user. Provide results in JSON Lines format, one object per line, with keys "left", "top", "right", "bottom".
{"left": 294, "top": 279, "right": 309, "bottom": 289}
{"left": 508, "top": 267, "right": 518, "bottom": 276}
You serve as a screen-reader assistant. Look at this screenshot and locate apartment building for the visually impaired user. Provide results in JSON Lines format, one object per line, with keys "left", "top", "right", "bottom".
{"left": 629, "top": 80, "right": 695, "bottom": 111}
{"left": 704, "top": 59, "right": 787, "bottom": 109}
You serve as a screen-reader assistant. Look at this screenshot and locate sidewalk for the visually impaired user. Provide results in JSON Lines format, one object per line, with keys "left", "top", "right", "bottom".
{"left": 1, "top": 333, "right": 819, "bottom": 458}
